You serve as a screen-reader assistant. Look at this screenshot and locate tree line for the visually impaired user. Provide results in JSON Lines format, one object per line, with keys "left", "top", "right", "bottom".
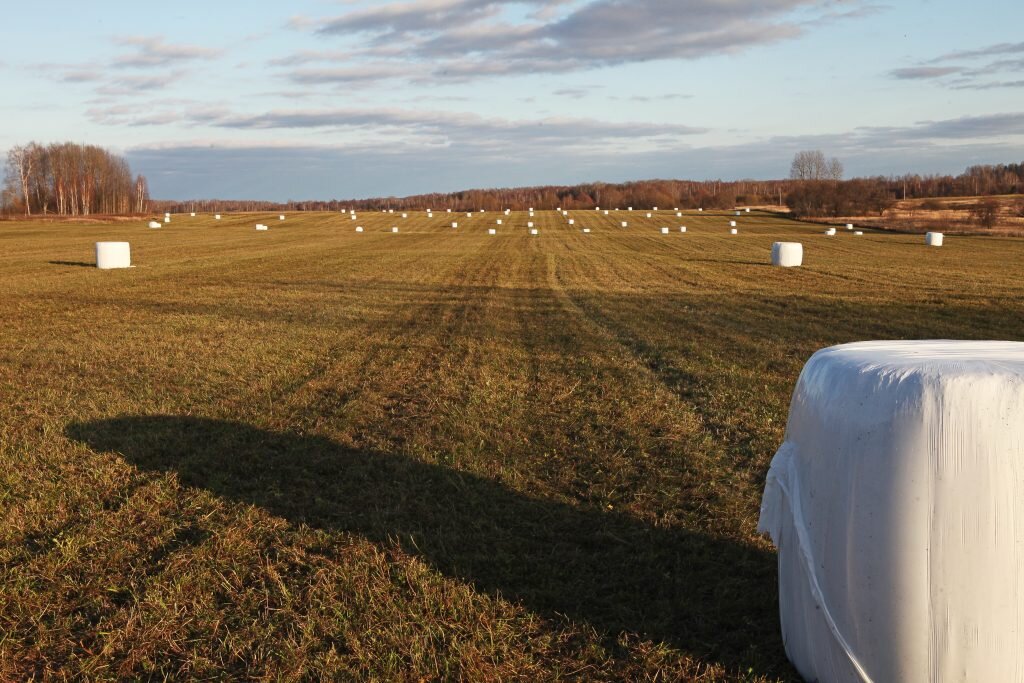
{"left": 2, "top": 142, "right": 149, "bottom": 217}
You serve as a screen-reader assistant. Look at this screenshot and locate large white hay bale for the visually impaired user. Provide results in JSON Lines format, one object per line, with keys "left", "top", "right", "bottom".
{"left": 527, "top": 222, "right": 534, "bottom": 228}
{"left": 825, "top": 227, "right": 837, "bottom": 236}
{"left": 215, "top": 214, "right": 221, "bottom": 220}
{"left": 279, "top": 215, "right": 285, "bottom": 221}
{"left": 452, "top": 222, "right": 458, "bottom": 228}
{"left": 402, "top": 213, "right": 407, "bottom": 218}
{"left": 163, "top": 217, "right": 170, "bottom": 224}
{"left": 603, "top": 210, "right": 609, "bottom": 215}
{"left": 926, "top": 232, "right": 944, "bottom": 246}
{"left": 730, "top": 220, "right": 737, "bottom": 227}
{"left": 392, "top": 227, "right": 399, "bottom": 233}
{"left": 95, "top": 242, "right": 131, "bottom": 269}
{"left": 698, "top": 208, "right": 703, "bottom": 212}
{"left": 847, "top": 223, "right": 854, "bottom": 230}
{"left": 356, "top": 226, "right": 363, "bottom": 232}
{"left": 447, "top": 209, "right": 451, "bottom": 213}
{"left": 488, "top": 228, "right": 497, "bottom": 235}
{"left": 190, "top": 212, "right": 196, "bottom": 217}
{"left": 504, "top": 209, "right": 510, "bottom": 215}
{"left": 568, "top": 219, "right": 575, "bottom": 225}
{"left": 680, "top": 226, "right": 687, "bottom": 233}
{"left": 351, "top": 215, "right": 356, "bottom": 220}
{"left": 628, "top": 206, "right": 633, "bottom": 211}
{"left": 427, "top": 213, "right": 433, "bottom": 218}
{"left": 467, "top": 212, "right": 472, "bottom": 217}
{"left": 256, "top": 224, "right": 268, "bottom": 231}
{"left": 758, "top": 340, "right": 1024, "bottom": 683}
{"left": 388, "top": 209, "right": 394, "bottom": 214}
{"left": 771, "top": 242, "right": 803, "bottom": 267}
{"left": 653, "top": 206, "right": 658, "bottom": 211}
{"left": 530, "top": 228, "right": 538, "bottom": 235}
{"left": 148, "top": 221, "right": 161, "bottom": 229}
{"left": 676, "top": 212, "right": 683, "bottom": 217}
{"left": 621, "top": 221, "right": 628, "bottom": 227}
{"left": 496, "top": 219, "right": 502, "bottom": 225}
{"left": 660, "top": 227, "right": 669, "bottom": 234}
{"left": 730, "top": 228, "right": 738, "bottom": 235}
{"left": 646, "top": 212, "right": 652, "bottom": 218}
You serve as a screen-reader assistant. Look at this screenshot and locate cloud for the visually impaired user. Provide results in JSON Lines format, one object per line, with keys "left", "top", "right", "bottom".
{"left": 113, "top": 36, "right": 222, "bottom": 69}
{"left": 896, "top": 40, "right": 1024, "bottom": 90}
{"left": 889, "top": 66, "right": 961, "bottom": 80}
{"left": 276, "top": 0, "right": 878, "bottom": 82}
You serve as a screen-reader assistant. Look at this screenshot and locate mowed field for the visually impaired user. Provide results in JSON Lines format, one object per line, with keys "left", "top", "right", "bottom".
{"left": 2, "top": 209, "right": 1024, "bottom": 681}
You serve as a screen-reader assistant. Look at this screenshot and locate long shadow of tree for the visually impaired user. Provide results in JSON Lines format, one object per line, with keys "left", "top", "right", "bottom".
{"left": 67, "top": 415, "right": 788, "bottom": 677}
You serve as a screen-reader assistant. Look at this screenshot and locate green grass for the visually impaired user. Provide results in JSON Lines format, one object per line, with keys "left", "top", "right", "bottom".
{"left": 2, "top": 209, "right": 1023, "bottom": 680}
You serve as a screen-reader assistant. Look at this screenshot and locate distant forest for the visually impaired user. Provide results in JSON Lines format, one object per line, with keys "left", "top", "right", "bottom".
{"left": 156, "top": 161, "right": 1024, "bottom": 219}
{"left": 3, "top": 141, "right": 1022, "bottom": 219}
{"left": 2, "top": 143, "right": 149, "bottom": 217}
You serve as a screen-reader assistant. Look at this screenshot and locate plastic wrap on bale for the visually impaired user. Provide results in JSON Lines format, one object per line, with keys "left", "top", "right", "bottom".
{"left": 758, "top": 340, "right": 1024, "bottom": 683}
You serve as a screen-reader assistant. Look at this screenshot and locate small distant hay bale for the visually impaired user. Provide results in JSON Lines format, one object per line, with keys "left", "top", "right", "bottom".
{"left": 527, "top": 222, "right": 534, "bottom": 228}
{"left": 356, "top": 226, "right": 364, "bottom": 232}
{"left": 680, "top": 226, "right": 687, "bottom": 233}
{"left": 215, "top": 214, "right": 221, "bottom": 220}
{"left": 568, "top": 219, "right": 575, "bottom": 225}
{"left": 256, "top": 224, "right": 268, "bottom": 231}
{"left": 730, "top": 220, "right": 737, "bottom": 227}
{"left": 660, "top": 227, "right": 669, "bottom": 234}
{"left": 488, "top": 228, "right": 497, "bottom": 235}
{"left": 392, "top": 227, "right": 399, "bottom": 233}
{"left": 452, "top": 222, "right": 458, "bottom": 228}
{"left": 854, "top": 231, "right": 864, "bottom": 236}
{"left": 730, "top": 228, "right": 738, "bottom": 235}
{"left": 926, "top": 232, "right": 944, "bottom": 246}
{"left": 148, "top": 221, "right": 161, "bottom": 229}
{"left": 530, "top": 228, "right": 539, "bottom": 235}
{"left": 771, "top": 242, "right": 803, "bottom": 267}
{"left": 621, "top": 221, "right": 628, "bottom": 227}
{"left": 582, "top": 228, "right": 591, "bottom": 233}
{"left": 825, "top": 228, "right": 837, "bottom": 236}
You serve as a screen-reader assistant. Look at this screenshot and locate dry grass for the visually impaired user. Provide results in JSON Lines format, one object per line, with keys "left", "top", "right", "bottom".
{"left": 835, "top": 193, "right": 1024, "bottom": 236}
{"left": 2, "top": 210, "right": 1023, "bottom": 681}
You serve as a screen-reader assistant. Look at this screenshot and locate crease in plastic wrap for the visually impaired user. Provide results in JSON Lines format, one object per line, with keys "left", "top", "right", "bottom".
{"left": 758, "top": 340, "right": 1024, "bottom": 683}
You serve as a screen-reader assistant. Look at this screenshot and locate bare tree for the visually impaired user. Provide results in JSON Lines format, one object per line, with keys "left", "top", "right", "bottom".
{"left": 6, "top": 144, "right": 39, "bottom": 216}
{"left": 790, "top": 150, "right": 843, "bottom": 181}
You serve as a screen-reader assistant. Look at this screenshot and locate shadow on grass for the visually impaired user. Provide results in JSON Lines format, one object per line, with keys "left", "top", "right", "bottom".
{"left": 66, "top": 415, "right": 787, "bottom": 677}
{"left": 49, "top": 260, "right": 95, "bottom": 268}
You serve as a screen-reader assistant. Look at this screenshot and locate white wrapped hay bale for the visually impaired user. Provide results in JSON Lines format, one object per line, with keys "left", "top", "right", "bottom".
{"left": 729, "top": 221, "right": 737, "bottom": 227}
{"left": 190, "top": 212, "right": 196, "bottom": 217}
{"left": 646, "top": 212, "right": 652, "bottom": 218}
{"left": 660, "top": 227, "right": 669, "bottom": 234}
{"left": 628, "top": 206, "right": 633, "bottom": 211}
{"left": 391, "top": 227, "right": 399, "bottom": 233}
{"left": 698, "top": 208, "right": 703, "bottom": 212}
{"left": 530, "top": 228, "right": 539, "bottom": 235}
{"left": 730, "top": 228, "right": 738, "bottom": 235}
{"left": 467, "top": 212, "right": 473, "bottom": 217}
{"left": 825, "top": 228, "right": 837, "bottom": 236}
{"left": 427, "top": 213, "right": 433, "bottom": 218}
{"left": 582, "top": 228, "right": 591, "bottom": 233}
{"left": 676, "top": 212, "right": 683, "bottom": 217}
{"left": 771, "top": 241, "right": 803, "bottom": 267}
{"left": 451, "top": 222, "right": 458, "bottom": 228}
{"left": 148, "top": 221, "right": 161, "bottom": 229}
{"left": 497, "top": 219, "right": 502, "bottom": 225}
{"left": 256, "top": 224, "right": 268, "bottom": 231}
{"left": 164, "top": 216, "right": 170, "bottom": 224}
{"left": 402, "top": 213, "right": 407, "bottom": 218}
{"left": 621, "top": 221, "right": 628, "bottom": 228}
{"left": 735, "top": 211, "right": 741, "bottom": 216}
{"left": 488, "top": 228, "right": 497, "bottom": 235}
{"left": 745, "top": 207, "right": 751, "bottom": 213}
{"left": 527, "top": 222, "right": 534, "bottom": 228}
{"left": 926, "top": 232, "right": 944, "bottom": 246}
{"left": 447, "top": 208, "right": 451, "bottom": 213}
{"left": 351, "top": 215, "right": 357, "bottom": 220}
{"left": 679, "top": 226, "right": 687, "bottom": 233}
{"left": 568, "top": 219, "right": 575, "bottom": 225}
{"left": 759, "top": 340, "right": 1024, "bottom": 683}
{"left": 215, "top": 214, "right": 221, "bottom": 220}
{"left": 95, "top": 242, "right": 131, "bottom": 269}
{"left": 356, "top": 226, "right": 363, "bottom": 232}
{"left": 854, "top": 231, "right": 863, "bottom": 236}
{"left": 847, "top": 223, "right": 854, "bottom": 230}
{"left": 604, "top": 210, "right": 609, "bottom": 215}
{"left": 279, "top": 215, "right": 285, "bottom": 221}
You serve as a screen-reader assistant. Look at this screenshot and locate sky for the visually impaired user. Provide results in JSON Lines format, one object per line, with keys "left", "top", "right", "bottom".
{"left": 1, "top": 0, "right": 1023, "bottom": 201}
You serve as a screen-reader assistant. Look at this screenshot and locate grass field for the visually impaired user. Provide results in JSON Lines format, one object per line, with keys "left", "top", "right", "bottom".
{"left": 2, "top": 209, "right": 1024, "bottom": 680}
